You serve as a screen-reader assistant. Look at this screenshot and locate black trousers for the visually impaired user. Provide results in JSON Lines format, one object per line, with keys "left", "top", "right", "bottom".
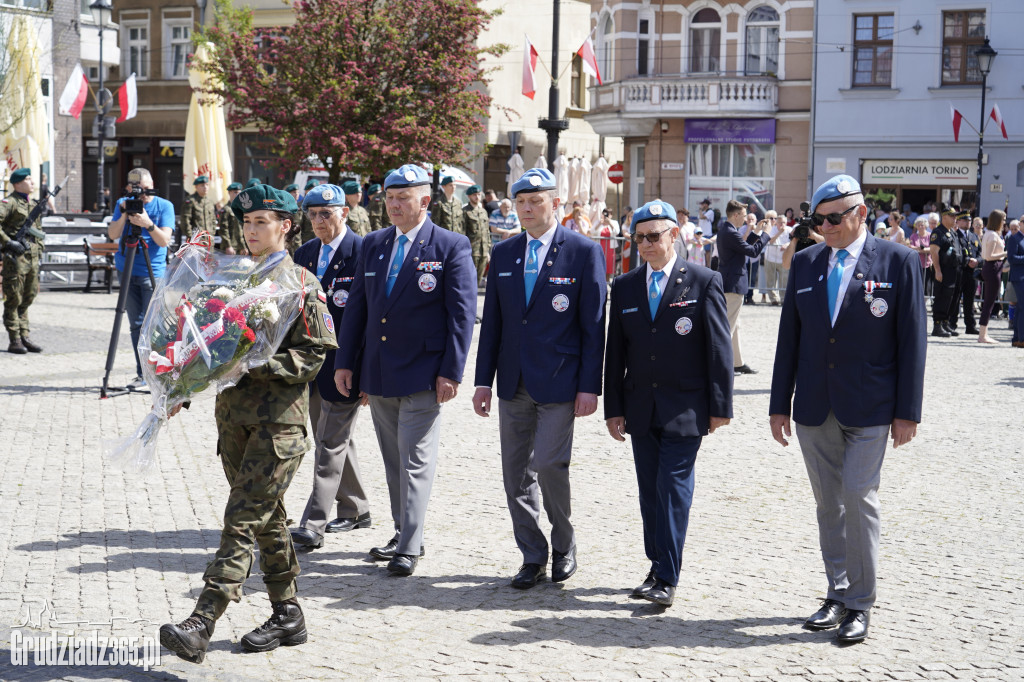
{"left": 949, "top": 268, "right": 977, "bottom": 330}
{"left": 933, "top": 263, "right": 958, "bottom": 323}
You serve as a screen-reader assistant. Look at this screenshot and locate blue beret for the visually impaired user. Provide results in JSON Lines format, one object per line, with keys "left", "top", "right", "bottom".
{"left": 230, "top": 184, "right": 298, "bottom": 222}
{"left": 341, "top": 180, "right": 361, "bottom": 196}
{"left": 227, "top": 182, "right": 243, "bottom": 191}
{"left": 633, "top": 200, "right": 678, "bottom": 227}
{"left": 245, "top": 178, "right": 262, "bottom": 188}
{"left": 510, "top": 168, "right": 556, "bottom": 197}
{"left": 368, "top": 183, "right": 381, "bottom": 194}
{"left": 304, "top": 179, "right": 320, "bottom": 191}
{"left": 810, "top": 174, "right": 862, "bottom": 213}
{"left": 9, "top": 168, "right": 30, "bottom": 184}
{"left": 194, "top": 175, "right": 209, "bottom": 185}
{"left": 383, "top": 164, "right": 430, "bottom": 190}
{"left": 465, "top": 184, "right": 482, "bottom": 196}
{"left": 302, "top": 183, "right": 345, "bottom": 210}
{"left": 440, "top": 176, "right": 454, "bottom": 187}
{"left": 283, "top": 183, "right": 299, "bottom": 192}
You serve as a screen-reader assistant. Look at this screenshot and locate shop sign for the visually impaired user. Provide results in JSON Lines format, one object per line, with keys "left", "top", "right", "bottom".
{"left": 684, "top": 119, "right": 775, "bottom": 144}
{"left": 862, "top": 160, "right": 977, "bottom": 186}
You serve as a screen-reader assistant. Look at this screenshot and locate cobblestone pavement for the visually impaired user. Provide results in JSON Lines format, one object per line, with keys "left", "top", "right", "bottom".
{"left": 0, "top": 291, "right": 1021, "bottom": 681}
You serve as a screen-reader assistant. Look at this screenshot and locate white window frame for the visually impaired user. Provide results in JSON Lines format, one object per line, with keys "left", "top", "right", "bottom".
{"left": 597, "top": 11, "right": 614, "bottom": 83}
{"left": 689, "top": 8, "right": 723, "bottom": 75}
{"left": 630, "top": 144, "right": 646, "bottom": 210}
{"left": 0, "top": 0, "right": 46, "bottom": 11}
{"left": 744, "top": 6, "right": 780, "bottom": 76}
{"left": 637, "top": 10, "right": 654, "bottom": 77}
{"left": 164, "top": 16, "right": 193, "bottom": 81}
{"left": 121, "top": 19, "right": 150, "bottom": 81}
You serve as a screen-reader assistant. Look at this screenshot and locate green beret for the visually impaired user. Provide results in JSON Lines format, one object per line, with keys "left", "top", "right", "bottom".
{"left": 440, "top": 176, "right": 454, "bottom": 187}
{"left": 230, "top": 184, "right": 299, "bottom": 222}
{"left": 304, "top": 179, "right": 320, "bottom": 191}
{"left": 341, "top": 180, "right": 361, "bottom": 196}
{"left": 9, "top": 168, "right": 30, "bottom": 184}
{"left": 226, "top": 182, "right": 243, "bottom": 191}
{"left": 245, "top": 178, "right": 262, "bottom": 188}
{"left": 283, "top": 183, "right": 299, "bottom": 192}
{"left": 193, "top": 175, "right": 209, "bottom": 185}
{"left": 466, "top": 184, "right": 482, "bottom": 196}
{"left": 368, "top": 183, "right": 381, "bottom": 195}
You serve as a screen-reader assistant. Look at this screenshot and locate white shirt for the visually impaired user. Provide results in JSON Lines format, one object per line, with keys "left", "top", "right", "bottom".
{"left": 389, "top": 216, "right": 426, "bottom": 269}
{"left": 766, "top": 224, "right": 792, "bottom": 264}
{"left": 318, "top": 226, "right": 346, "bottom": 266}
{"left": 523, "top": 222, "right": 557, "bottom": 272}
{"left": 827, "top": 229, "right": 867, "bottom": 326}
{"left": 698, "top": 209, "right": 714, "bottom": 234}
{"left": 646, "top": 252, "right": 678, "bottom": 296}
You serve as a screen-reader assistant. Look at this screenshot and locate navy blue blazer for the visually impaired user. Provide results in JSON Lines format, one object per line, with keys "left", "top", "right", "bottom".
{"left": 474, "top": 225, "right": 606, "bottom": 403}
{"left": 604, "top": 261, "right": 734, "bottom": 437}
{"left": 768, "top": 234, "right": 927, "bottom": 427}
{"left": 716, "top": 221, "right": 769, "bottom": 294}
{"left": 295, "top": 229, "right": 362, "bottom": 404}
{"left": 335, "top": 219, "right": 477, "bottom": 398}
{"left": 1006, "top": 230, "right": 1024, "bottom": 282}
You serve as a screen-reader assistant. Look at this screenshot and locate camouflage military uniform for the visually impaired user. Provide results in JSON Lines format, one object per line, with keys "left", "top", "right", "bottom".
{"left": 367, "top": 194, "right": 386, "bottom": 232}
{"left": 181, "top": 192, "right": 218, "bottom": 242}
{"left": 434, "top": 195, "right": 464, "bottom": 235}
{"left": 193, "top": 257, "right": 337, "bottom": 622}
{"left": 462, "top": 202, "right": 490, "bottom": 284}
{"left": 347, "top": 203, "right": 371, "bottom": 237}
{"left": 215, "top": 206, "right": 246, "bottom": 253}
{"left": 0, "top": 192, "right": 45, "bottom": 343}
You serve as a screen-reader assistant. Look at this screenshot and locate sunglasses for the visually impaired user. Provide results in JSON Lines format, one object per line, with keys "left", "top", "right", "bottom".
{"left": 632, "top": 228, "right": 671, "bottom": 244}
{"left": 811, "top": 204, "right": 862, "bottom": 227}
{"left": 307, "top": 208, "right": 338, "bottom": 221}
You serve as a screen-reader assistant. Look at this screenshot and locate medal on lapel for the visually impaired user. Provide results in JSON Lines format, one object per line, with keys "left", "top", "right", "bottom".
{"left": 863, "top": 280, "right": 874, "bottom": 303}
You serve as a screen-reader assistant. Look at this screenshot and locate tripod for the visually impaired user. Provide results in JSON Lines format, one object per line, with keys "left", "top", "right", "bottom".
{"left": 100, "top": 223, "right": 157, "bottom": 399}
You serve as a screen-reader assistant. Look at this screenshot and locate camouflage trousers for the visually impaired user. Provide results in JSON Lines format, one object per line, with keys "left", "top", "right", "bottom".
{"left": 193, "top": 422, "right": 306, "bottom": 622}
{"left": 2, "top": 254, "right": 38, "bottom": 341}
{"left": 473, "top": 247, "right": 490, "bottom": 285}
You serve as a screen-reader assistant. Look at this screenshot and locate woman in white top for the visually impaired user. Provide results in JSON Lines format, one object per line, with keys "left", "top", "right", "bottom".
{"left": 978, "top": 209, "right": 1008, "bottom": 344}
{"left": 886, "top": 211, "right": 907, "bottom": 246}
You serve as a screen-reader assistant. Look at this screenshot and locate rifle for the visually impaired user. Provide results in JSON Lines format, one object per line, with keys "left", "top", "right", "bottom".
{"left": 2, "top": 173, "right": 72, "bottom": 255}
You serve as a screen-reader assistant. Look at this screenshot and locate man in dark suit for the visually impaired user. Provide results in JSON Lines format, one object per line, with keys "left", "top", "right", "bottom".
{"left": 604, "top": 199, "right": 734, "bottom": 607}
{"left": 472, "top": 168, "right": 606, "bottom": 589}
{"left": 334, "top": 164, "right": 477, "bottom": 577}
{"left": 769, "top": 174, "right": 927, "bottom": 643}
{"left": 289, "top": 184, "right": 371, "bottom": 551}
{"left": 716, "top": 199, "right": 769, "bottom": 374}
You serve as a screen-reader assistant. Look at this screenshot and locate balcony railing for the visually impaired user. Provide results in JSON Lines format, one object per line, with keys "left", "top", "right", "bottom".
{"left": 593, "top": 75, "right": 779, "bottom": 116}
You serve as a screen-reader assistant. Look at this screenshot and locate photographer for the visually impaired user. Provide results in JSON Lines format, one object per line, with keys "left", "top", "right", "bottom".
{"left": 107, "top": 168, "right": 175, "bottom": 388}
{"left": 783, "top": 201, "right": 824, "bottom": 270}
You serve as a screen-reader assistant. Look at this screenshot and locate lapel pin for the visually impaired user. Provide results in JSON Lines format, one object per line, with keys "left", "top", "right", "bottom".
{"left": 378, "top": 254, "right": 384, "bottom": 260}
{"left": 419, "top": 239, "right": 425, "bottom": 244}
{"left": 856, "top": 273, "right": 864, "bottom": 279}
{"left": 413, "top": 257, "right": 419, "bottom": 262}
{"left": 676, "top": 278, "right": 682, "bottom": 284}
{"left": 546, "top": 261, "right": 553, "bottom": 267}
{"left": 516, "top": 258, "right": 522, "bottom": 264}
{"left": 553, "top": 248, "right": 558, "bottom": 253}
{"left": 818, "top": 275, "right": 823, "bottom": 281}
{"left": 333, "top": 264, "right": 339, "bottom": 270}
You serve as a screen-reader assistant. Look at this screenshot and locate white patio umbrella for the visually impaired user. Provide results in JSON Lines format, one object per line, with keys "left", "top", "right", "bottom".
{"left": 552, "top": 153, "right": 569, "bottom": 204}
{"left": 506, "top": 152, "right": 525, "bottom": 199}
{"left": 534, "top": 154, "right": 548, "bottom": 169}
{"left": 579, "top": 157, "right": 592, "bottom": 205}
{"left": 1, "top": 15, "right": 50, "bottom": 195}
{"left": 183, "top": 43, "right": 233, "bottom": 207}
{"left": 591, "top": 156, "right": 609, "bottom": 203}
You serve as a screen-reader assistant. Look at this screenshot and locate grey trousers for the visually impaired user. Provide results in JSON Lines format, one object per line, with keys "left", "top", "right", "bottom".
{"left": 724, "top": 292, "right": 744, "bottom": 367}
{"left": 796, "top": 411, "right": 889, "bottom": 612}
{"left": 498, "top": 382, "right": 576, "bottom": 565}
{"left": 368, "top": 390, "right": 442, "bottom": 555}
{"left": 298, "top": 392, "right": 369, "bottom": 537}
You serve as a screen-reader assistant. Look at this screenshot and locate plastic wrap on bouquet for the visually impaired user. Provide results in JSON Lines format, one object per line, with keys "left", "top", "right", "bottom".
{"left": 107, "top": 234, "right": 313, "bottom": 472}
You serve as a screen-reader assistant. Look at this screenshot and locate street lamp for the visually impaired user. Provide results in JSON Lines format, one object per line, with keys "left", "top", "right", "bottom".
{"left": 90, "top": 0, "right": 113, "bottom": 215}
{"left": 975, "top": 37, "right": 996, "bottom": 218}
{"left": 196, "top": 0, "right": 207, "bottom": 26}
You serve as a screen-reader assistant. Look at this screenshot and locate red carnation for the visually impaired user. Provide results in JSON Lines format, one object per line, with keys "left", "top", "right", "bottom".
{"left": 242, "top": 328, "right": 256, "bottom": 343}
{"left": 224, "top": 307, "right": 246, "bottom": 326}
{"left": 205, "top": 298, "right": 226, "bottom": 314}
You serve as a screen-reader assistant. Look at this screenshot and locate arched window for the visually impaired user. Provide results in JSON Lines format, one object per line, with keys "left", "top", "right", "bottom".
{"left": 597, "top": 13, "right": 614, "bottom": 81}
{"left": 689, "top": 8, "right": 721, "bottom": 74}
{"left": 745, "top": 6, "right": 780, "bottom": 76}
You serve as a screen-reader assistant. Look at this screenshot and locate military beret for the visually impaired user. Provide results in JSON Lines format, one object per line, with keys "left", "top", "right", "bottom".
{"left": 368, "top": 183, "right": 381, "bottom": 195}
{"left": 941, "top": 206, "right": 958, "bottom": 217}
{"left": 227, "top": 182, "right": 243, "bottom": 191}
{"left": 302, "top": 183, "right": 345, "bottom": 210}
{"left": 810, "top": 174, "right": 862, "bottom": 213}
{"left": 230, "top": 183, "right": 298, "bottom": 222}
{"left": 633, "top": 200, "right": 678, "bottom": 227}
{"left": 341, "top": 180, "right": 361, "bottom": 196}
{"left": 510, "top": 168, "right": 556, "bottom": 198}
{"left": 383, "top": 164, "right": 430, "bottom": 190}
{"left": 193, "top": 175, "right": 209, "bottom": 185}
{"left": 304, "top": 179, "right": 320, "bottom": 191}
{"left": 440, "top": 176, "right": 454, "bottom": 187}
{"left": 465, "top": 184, "right": 482, "bottom": 196}
{"left": 245, "top": 178, "right": 262, "bottom": 188}
{"left": 283, "top": 183, "right": 299, "bottom": 192}
{"left": 9, "top": 168, "right": 31, "bottom": 184}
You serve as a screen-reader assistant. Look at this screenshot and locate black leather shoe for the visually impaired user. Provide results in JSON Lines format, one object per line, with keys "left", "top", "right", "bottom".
{"left": 8, "top": 340, "right": 26, "bottom": 354}
{"left": 642, "top": 578, "right": 675, "bottom": 606}
{"left": 510, "top": 563, "right": 546, "bottom": 589}
{"left": 803, "top": 598, "right": 847, "bottom": 630}
{"left": 931, "top": 322, "right": 951, "bottom": 337}
{"left": 289, "top": 527, "right": 323, "bottom": 550}
{"left": 20, "top": 336, "right": 41, "bottom": 353}
{"left": 630, "top": 568, "right": 657, "bottom": 599}
{"left": 734, "top": 364, "right": 758, "bottom": 375}
{"left": 943, "top": 322, "right": 960, "bottom": 336}
{"left": 965, "top": 327, "right": 979, "bottom": 335}
{"left": 369, "top": 534, "right": 424, "bottom": 561}
{"left": 325, "top": 512, "right": 371, "bottom": 533}
{"left": 551, "top": 549, "right": 577, "bottom": 583}
{"left": 386, "top": 553, "right": 418, "bottom": 576}
{"left": 240, "top": 601, "right": 307, "bottom": 652}
{"left": 160, "top": 614, "right": 214, "bottom": 663}
{"left": 836, "top": 609, "right": 870, "bottom": 643}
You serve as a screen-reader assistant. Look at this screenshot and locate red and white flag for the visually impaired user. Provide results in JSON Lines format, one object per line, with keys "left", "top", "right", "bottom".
{"left": 989, "top": 103, "right": 1008, "bottom": 139}
{"left": 577, "top": 37, "right": 602, "bottom": 85}
{"left": 522, "top": 34, "right": 539, "bottom": 99}
{"left": 116, "top": 73, "right": 137, "bottom": 123}
{"left": 57, "top": 63, "right": 89, "bottom": 118}
{"left": 951, "top": 105, "right": 964, "bottom": 143}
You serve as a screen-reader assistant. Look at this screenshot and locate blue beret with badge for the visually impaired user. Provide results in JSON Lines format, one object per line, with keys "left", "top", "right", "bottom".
{"left": 302, "top": 183, "right": 345, "bottom": 210}
{"left": 810, "top": 174, "right": 862, "bottom": 213}
{"left": 227, "top": 182, "right": 243, "bottom": 191}
{"left": 230, "top": 183, "right": 299, "bottom": 222}
{"left": 193, "top": 175, "right": 209, "bottom": 185}
{"left": 341, "top": 180, "right": 361, "bottom": 196}
{"left": 633, "top": 199, "right": 678, "bottom": 226}
{"left": 510, "top": 168, "right": 556, "bottom": 198}
{"left": 465, "top": 184, "right": 482, "bottom": 196}
{"left": 304, "top": 179, "right": 320, "bottom": 191}
{"left": 440, "top": 176, "right": 454, "bottom": 187}
{"left": 383, "top": 164, "right": 430, "bottom": 190}
{"left": 9, "top": 168, "right": 31, "bottom": 184}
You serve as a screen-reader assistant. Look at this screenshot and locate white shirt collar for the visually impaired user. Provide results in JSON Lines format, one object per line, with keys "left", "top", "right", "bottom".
{"left": 831, "top": 229, "right": 867, "bottom": 262}
{"left": 525, "top": 222, "right": 557, "bottom": 247}
{"left": 646, "top": 252, "right": 678, "bottom": 285}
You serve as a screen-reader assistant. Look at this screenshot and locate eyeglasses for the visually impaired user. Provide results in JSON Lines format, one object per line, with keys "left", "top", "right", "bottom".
{"left": 632, "top": 228, "right": 671, "bottom": 244}
{"left": 307, "top": 208, "right": 338, "bottom": 221}
{"left": 811, "top": 204, "right": 862, "bottom": 227}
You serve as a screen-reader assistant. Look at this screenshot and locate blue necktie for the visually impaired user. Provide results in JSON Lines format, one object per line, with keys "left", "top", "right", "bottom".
{"left": 827, "top": 248, "right": 849, "bottom": 322}
{"left": 649, "top": 270, "right": 665, "bottom": 318}
{"left": 386, "top": 234, "right": 408, "bottom": 297}
{"left": 316, "top": 244, "right": 332, "bottom": 278}
{"left": 524, "top": 239, "right": 542, "bottom": 302}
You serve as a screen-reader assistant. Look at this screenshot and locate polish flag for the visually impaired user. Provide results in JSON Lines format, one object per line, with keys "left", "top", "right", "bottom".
{"left": 522, "top": 34, "right": 539, "bottom": 99}
{"left": 57, "top": 63, "right": 89, "bottom": 118}
{"left": 116, "top": 73, "right": 138, "bottom": 123}
{"left": 989, "top": 103, "right": 1008, "bottom": 139}
{"left": 577, "top": 37, "right": 602, "bottom": 85}
{"left": 951, "top": 105, "right": 964, "bottom": 143}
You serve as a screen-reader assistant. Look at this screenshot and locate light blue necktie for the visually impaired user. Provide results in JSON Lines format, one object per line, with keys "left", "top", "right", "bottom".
{"left": 524, "top": 239, "right": 542, "bottom": 302}
{"left": 386, "top": 234, "right": 408, "bottom": 297}
{"left": 316, "top": 243, "right": 332, "bottom": 278}
{"left": 827, "top": 248, "right": 849, "bottom": 322}
{"left": 649, "top": 270, "right": 665, "bottom": 318}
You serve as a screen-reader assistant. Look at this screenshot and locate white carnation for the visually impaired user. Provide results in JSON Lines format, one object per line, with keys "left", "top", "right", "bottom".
{"left": 211, "top": 287, "right": 235, "bottom": 301}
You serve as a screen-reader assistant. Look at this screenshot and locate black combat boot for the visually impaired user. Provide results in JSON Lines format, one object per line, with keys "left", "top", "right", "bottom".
{"left": 931, "top": 322, "right": 950, "bottom": 338}
{"left": 8, "top": 337, "right": 26, "bottom": 354}
{"left": 160, "top": 614, "right": 214, "bottom": 663}
{"left": 942, "top": 321, "right": 960, "bottom": 336}
{"left": 240, "top": 599, "right": 307, "bottom": 652}
{"left": 20, "top": 336, "right": 41, "bottom": 353}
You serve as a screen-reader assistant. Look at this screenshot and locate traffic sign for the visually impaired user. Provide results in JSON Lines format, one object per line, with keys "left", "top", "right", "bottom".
{"left": 608, "top": 162, "right": 624, "bottom": 184}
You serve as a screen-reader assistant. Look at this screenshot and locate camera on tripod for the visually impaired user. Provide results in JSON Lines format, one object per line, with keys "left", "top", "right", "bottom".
{"left": 123, "top": 182, "right": 156, "bottom": 216}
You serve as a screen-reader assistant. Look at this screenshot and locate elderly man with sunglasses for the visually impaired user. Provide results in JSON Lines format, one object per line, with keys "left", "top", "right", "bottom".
{"left": 768, "top": 175, "right": 927, "bottom": 644}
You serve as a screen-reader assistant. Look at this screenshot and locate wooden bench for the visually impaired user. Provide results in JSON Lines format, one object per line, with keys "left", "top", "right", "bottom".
{"left": 83, "top": 239, "right": 119, "bottom": 294}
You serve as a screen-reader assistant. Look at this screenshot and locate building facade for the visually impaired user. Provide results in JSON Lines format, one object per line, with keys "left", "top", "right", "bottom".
{"left": 812, "top": 0, "right": 1024, "bottom": 218}
{"left": 585, "top": 0, "right": 813, "bottom": 219}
